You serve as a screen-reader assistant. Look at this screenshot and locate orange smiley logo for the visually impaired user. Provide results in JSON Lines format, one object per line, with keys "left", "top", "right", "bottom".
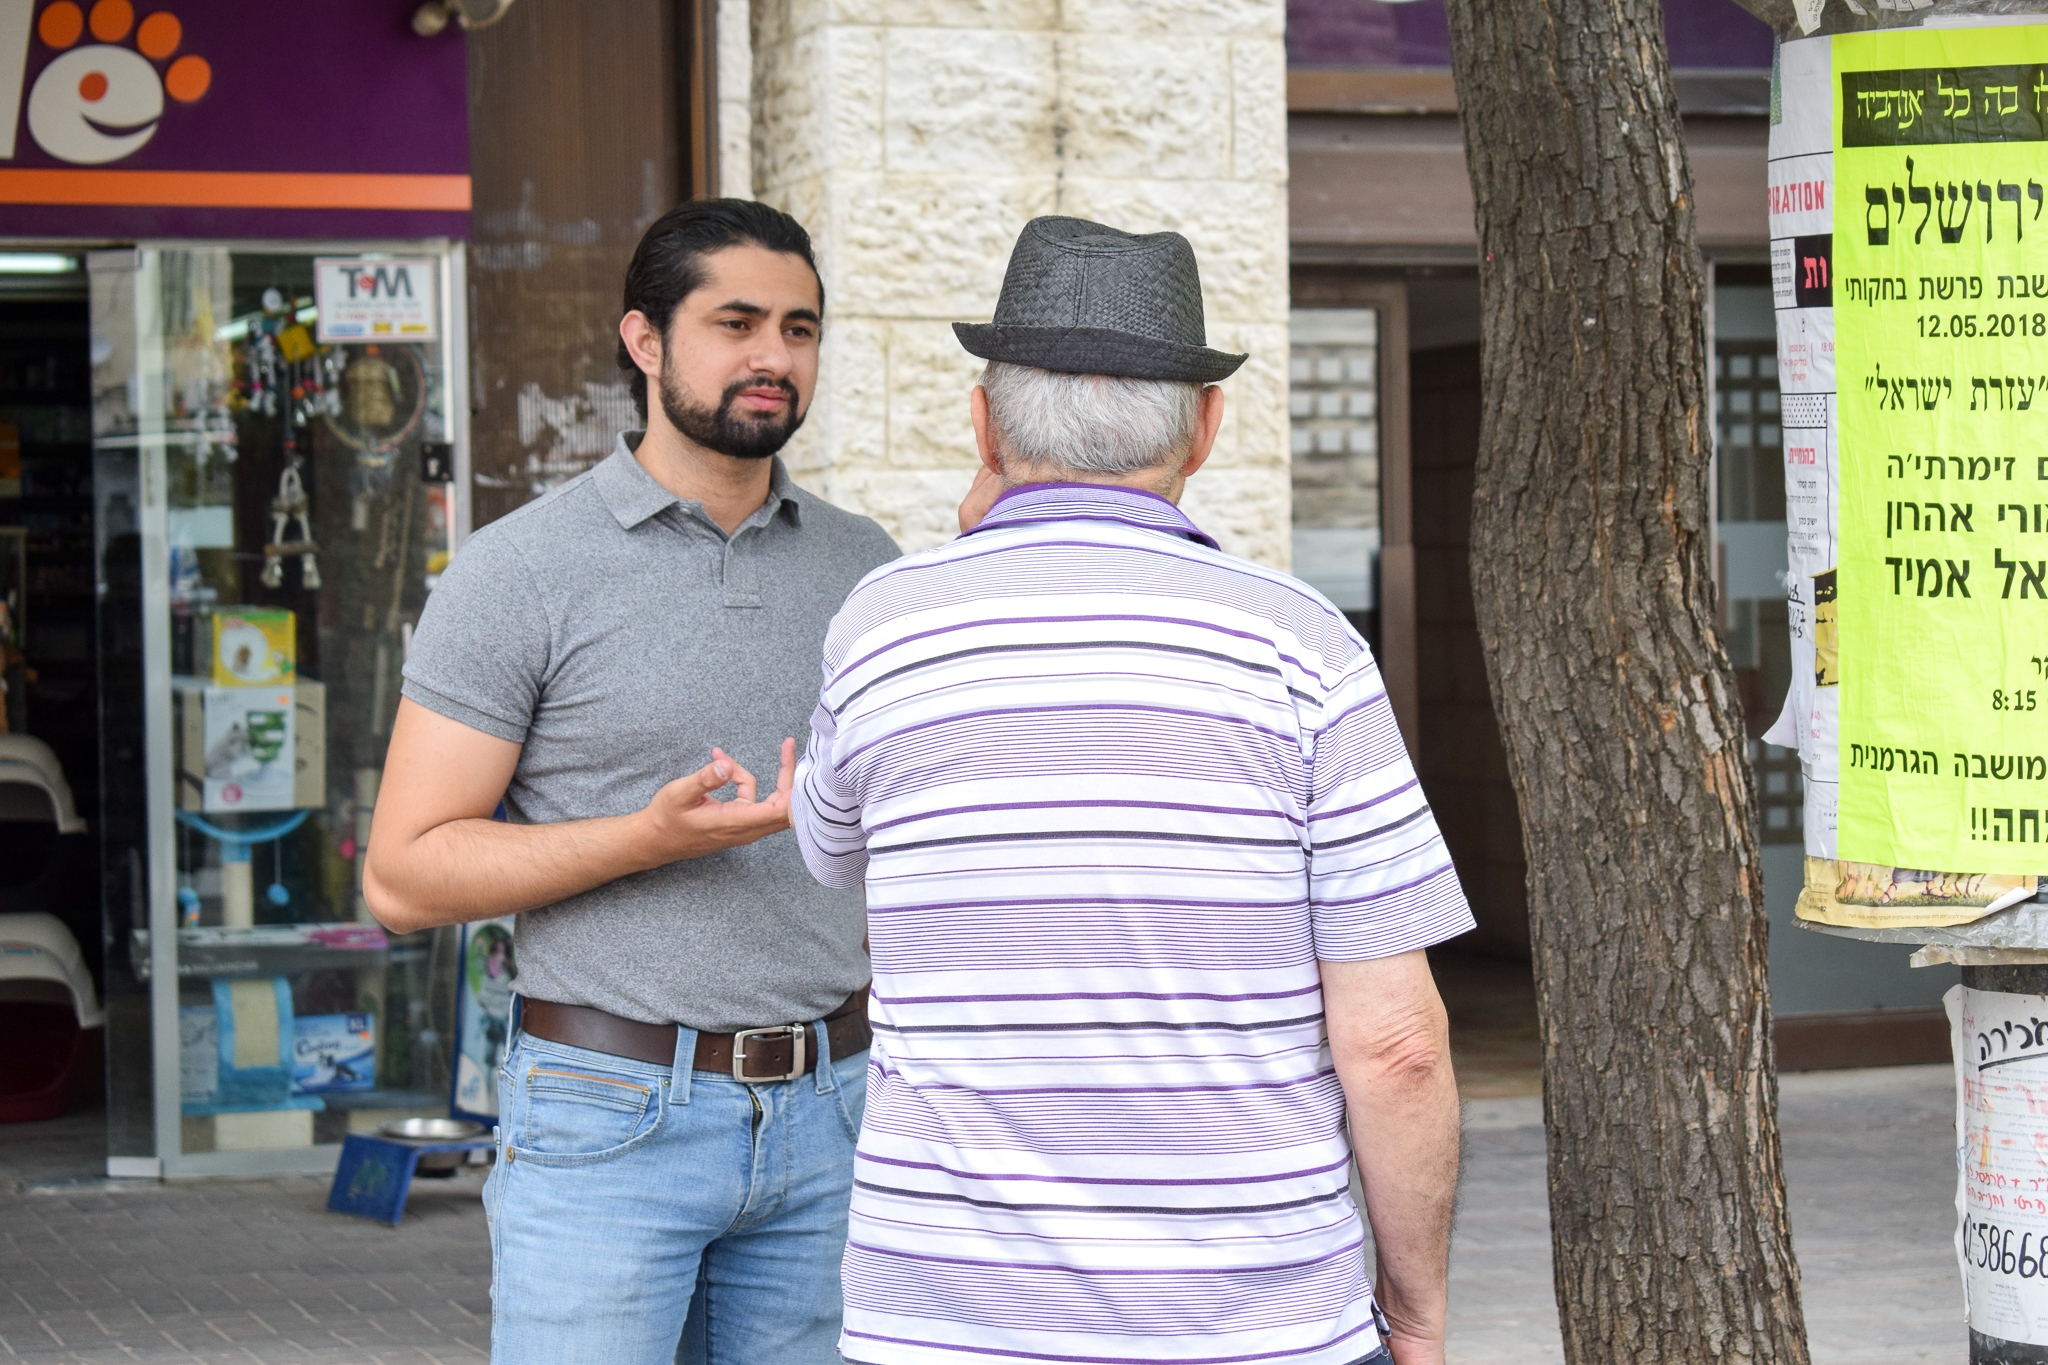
{"left": 27, "top": 0, "right": 207, "bottom": 164}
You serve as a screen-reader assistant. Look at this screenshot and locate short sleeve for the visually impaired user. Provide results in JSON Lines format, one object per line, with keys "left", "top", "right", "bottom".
{"left": 1306, "top": 650, "right": 1476, "bottom": 960}
{"left": 793, "top": 694, "right": 869, "bottom": 889}
{"left": 400, "top": 530, "right": 552, "bottom": 745}
{"left": 791, "top": 587, "right": 876, "bottom": 889}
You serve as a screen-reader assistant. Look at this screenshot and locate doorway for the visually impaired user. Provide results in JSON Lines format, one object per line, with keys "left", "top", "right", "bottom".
{"left": 0, "top": 265, "right": 98, "bottom": 948}
{"left": 0, "top": 254, "right": 103, "bottom": 1142}
{"left": 1292, "top": 266, "right": 1538, "bottom": 1096}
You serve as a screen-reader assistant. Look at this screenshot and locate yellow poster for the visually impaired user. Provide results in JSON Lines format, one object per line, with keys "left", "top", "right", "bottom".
{"left": 1835, "top": 27, "right": 2048, "bottom": 875}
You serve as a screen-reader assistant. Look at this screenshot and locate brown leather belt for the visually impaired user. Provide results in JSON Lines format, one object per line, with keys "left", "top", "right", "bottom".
{"left": 519, "top": 990, "right": 870, "bottom": 1083}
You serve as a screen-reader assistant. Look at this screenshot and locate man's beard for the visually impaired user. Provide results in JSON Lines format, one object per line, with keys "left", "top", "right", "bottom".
{"left": 659, "top": 364, "right": 805, "bottom": 461}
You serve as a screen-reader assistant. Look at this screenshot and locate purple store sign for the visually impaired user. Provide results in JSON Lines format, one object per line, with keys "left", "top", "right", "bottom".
{"left": 0, "top": 0, "right": 468, "bottom": 241}
{"left": 1287, "top": 0, "right": 1773, "bottom": 70}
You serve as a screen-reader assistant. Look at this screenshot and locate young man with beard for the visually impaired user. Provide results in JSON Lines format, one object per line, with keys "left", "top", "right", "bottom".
{"left": 364, "top": 200, "right": 898, "bottom": 1365}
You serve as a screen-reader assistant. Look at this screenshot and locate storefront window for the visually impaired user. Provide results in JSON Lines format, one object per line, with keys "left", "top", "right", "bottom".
{"left": 94, "top": 245, "right": 465, "bottom": 1174}
{"left": 1716, "top": 277, "right": 1802, "bottom": 846}
{"left": 1289, "top": 308, "right": 1380, "bottom": 639}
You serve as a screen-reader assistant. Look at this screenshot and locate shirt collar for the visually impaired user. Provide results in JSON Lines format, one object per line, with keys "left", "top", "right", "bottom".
{"left": 966, "top": 480, "right": 1220, "bottom": 551}
{"left": 592, "top": 432, "right": 801, "bottom": 532}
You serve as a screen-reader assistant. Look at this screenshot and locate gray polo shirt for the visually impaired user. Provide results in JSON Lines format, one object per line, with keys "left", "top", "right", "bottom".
{"left": 401, "top": 436, "right": 899, "bottom": 1031}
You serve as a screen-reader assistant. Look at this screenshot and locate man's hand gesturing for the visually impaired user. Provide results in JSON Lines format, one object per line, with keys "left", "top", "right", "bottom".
{"left": 635, "top": 738, "right": 798, "bottom": 866}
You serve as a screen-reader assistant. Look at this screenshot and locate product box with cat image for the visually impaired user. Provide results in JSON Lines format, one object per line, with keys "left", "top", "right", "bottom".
{"left": 210, "top": 608, "right": 295, "bottom": 687}
{"left": 201, "top": 685, "right": 295, "bottom": 812}
{"left": 291, "top": 1013, "right": 375, "bottom": 1094}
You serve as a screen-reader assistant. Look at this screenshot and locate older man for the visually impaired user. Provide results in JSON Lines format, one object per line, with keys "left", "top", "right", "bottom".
{"left": 791, "top": 217, "right": 1476, "bottom": 1365}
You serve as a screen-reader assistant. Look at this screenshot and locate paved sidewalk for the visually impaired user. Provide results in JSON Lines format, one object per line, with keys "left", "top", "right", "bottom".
{"left": 1, "top": 1113, "right": 490, "bottom": 1364}
{"left": 1439, "top": 1064, "right": 1964, "bottom": 1365}
{"left": 1, "top": 1065, "right": 1965, "bottom": 1363}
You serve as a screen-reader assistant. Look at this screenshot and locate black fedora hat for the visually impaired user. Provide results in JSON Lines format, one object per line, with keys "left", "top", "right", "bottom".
{"left": 953, "top": 216, "right": 1247, "bottom": 384}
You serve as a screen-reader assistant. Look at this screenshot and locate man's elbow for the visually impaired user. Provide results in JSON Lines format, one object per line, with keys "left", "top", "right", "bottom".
{"left": 361, "top": 853, "right": 429, "bottom": 936}
{"left": 1332, "top": 1009, "right": 1454, "bottom": 1100}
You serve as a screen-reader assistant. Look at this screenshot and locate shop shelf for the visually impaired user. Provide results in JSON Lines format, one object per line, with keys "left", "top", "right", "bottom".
{"left": 131, "top": 923, "right": 390, "bottom": 981}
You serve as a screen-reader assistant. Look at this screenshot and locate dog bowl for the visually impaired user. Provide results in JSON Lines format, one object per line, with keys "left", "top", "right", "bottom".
{"left": 380, "top": 1117, "right": 486, "bottom": 1142}
{"left": 379, "top": 1116, "right": 488, "bottom": 1175}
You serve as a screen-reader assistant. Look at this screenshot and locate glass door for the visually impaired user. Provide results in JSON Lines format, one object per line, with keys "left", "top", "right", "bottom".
{"left": 93, "top": 243, "right": 468, "bottom": 1176}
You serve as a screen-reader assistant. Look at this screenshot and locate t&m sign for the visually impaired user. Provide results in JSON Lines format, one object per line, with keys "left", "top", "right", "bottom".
{"left": 314, "top": 257, "right": 438, "bottom": 342}
{"left": 0, "top": 0, "right": 468, "bottom": 239}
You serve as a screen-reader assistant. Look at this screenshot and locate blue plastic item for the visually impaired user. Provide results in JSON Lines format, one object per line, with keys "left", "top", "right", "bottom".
{"left": 175, "top": 809, "right": 311, "bottom": 922}
{"left": 173, "top": 808, "right": 312, "bottom": 847}
{"left": 327, "top": 1133, "right": 494, "bottom": 1225}
{"left": 181, "top": 976, "right": 322, "bottom": 1117}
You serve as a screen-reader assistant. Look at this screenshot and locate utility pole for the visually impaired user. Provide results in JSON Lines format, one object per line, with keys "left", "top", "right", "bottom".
{"left": 1729, "top": 4, "right": 2048, "bottom": 1362}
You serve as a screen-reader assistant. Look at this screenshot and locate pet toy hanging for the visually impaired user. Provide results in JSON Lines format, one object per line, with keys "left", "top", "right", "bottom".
{"left": 260, "top": 459, "right": 320, "bottom": 590}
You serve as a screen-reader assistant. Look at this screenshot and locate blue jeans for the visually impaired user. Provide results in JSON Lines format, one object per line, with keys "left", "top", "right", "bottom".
{"left": 483, "top": 1020, "right": 866, "bottom": 1365}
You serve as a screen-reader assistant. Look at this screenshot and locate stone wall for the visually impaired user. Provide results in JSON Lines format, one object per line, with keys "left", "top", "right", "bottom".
{"left": 717, "top": 0, "right": 755, "bottom": 197}
{"left": 746, "top": 0, "right": 1291, "bottom": 565}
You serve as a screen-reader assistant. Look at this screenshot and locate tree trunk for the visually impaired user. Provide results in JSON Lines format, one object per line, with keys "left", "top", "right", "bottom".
{"left": 1439, "top": 2, "right": 1810, "bottom": 1361}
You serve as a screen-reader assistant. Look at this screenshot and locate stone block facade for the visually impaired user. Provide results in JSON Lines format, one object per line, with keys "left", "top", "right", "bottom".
{"left": 744, "top": 0, "right": 1291, "bottom": 565}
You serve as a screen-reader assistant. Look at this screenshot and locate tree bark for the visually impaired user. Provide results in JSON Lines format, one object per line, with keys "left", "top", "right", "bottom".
{"left": 1439, "top": 2, "right": 1810, "bottom": 1361}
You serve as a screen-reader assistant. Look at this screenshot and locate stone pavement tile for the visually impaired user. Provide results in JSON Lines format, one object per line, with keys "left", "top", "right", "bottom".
{"left": 28, "top": 1310, "right": 114, "bottom": 1346}
{"left": 40, "top": 1280, "right": 115, "bottom": 1311}
{"left": 197, "top": 1315, "right": 284, "bottom": 1344}
{"left": 5, "top": 1278, "right": 71, "bottom": 1317}
{"left": 264, "top": 1304, "right": 323, "bottom": 1333}
{"left": 214, "top": 1281, "right": 294, "bottom": 1310}
{"left": 377, "top": 1315, "right": 459, "bottom": 1341}
{"left": 327, "top": 1286, "right": 402, "bottom": 1313}
{"left": 151, "top": 1287, "right": 240, "bottom": 1316}
{"left": 82, "top": 1308, "right": 153, "bottom": 1335}
{"left": 274, "top": 1300, "right": 341, "bottom": 1328}
{"left": 217, "top": 1337, "right": 317, "bottom": 1363}
{"left": 91, "top": 1266, "right": 168, "bottom": 1292}
{"left": 354, "top": 1282, "right": 448, "bottom": 1310}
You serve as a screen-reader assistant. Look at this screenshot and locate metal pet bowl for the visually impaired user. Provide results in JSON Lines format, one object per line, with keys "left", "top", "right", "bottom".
{"left": 379, "top": 1116, "right": 487, "bottom": 1176}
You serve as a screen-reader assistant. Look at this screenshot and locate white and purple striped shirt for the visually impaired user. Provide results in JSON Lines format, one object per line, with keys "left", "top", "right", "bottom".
{"left": 793, "top": 483, "right": 1474, "bottom": 1365}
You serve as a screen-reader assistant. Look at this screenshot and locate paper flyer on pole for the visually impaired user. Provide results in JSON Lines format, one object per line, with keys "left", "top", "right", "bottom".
{"left": 1771, "top": 28, "right": 2048, "bottom": 922}
{"left": 1951, "top": 984, "right": 2048, "bottom": 1346}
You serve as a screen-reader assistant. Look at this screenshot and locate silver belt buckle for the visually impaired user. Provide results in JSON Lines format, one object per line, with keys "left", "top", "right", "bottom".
{"left": 732, "top": 1024, "right": 806, "bottom": 1083}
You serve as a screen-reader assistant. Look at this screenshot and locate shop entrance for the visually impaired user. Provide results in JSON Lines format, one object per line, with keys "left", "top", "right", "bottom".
{"left": 0, "top": 256, "right": 102, "bottom": 1129}
{"left": 1289, "top": 266, "right": 1541, "bottom": 1095}
{"left": 1289, "top": 264, "right": 1960, "bottom": 1089}
{"left": 1404, "top": 302, "right": 1544, "bottom": 1096}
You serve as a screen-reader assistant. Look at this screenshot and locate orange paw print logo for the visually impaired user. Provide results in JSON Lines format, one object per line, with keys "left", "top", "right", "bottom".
{"left": 27, "top": 0, "right": 208, "bottom": 165}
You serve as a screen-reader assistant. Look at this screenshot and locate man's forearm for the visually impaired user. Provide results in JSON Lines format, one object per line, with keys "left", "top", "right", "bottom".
{"left": 1347, "top": 1046, "right": 1460, "bottom": 1349}
{"left": 365, "top": 810, "right": 656, "bottom": 933}
{"left": 366, "top": 737, "right": 797, "bottom": 935}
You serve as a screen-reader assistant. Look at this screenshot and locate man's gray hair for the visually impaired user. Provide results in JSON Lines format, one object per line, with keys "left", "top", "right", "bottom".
{"left": 980, "top": 361, "right": 1205, "bottom": 475}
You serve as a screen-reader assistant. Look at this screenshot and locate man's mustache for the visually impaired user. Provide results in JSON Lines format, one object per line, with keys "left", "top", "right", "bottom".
{"left": 722, "top": 376, "right": 800, "bottom": 416}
